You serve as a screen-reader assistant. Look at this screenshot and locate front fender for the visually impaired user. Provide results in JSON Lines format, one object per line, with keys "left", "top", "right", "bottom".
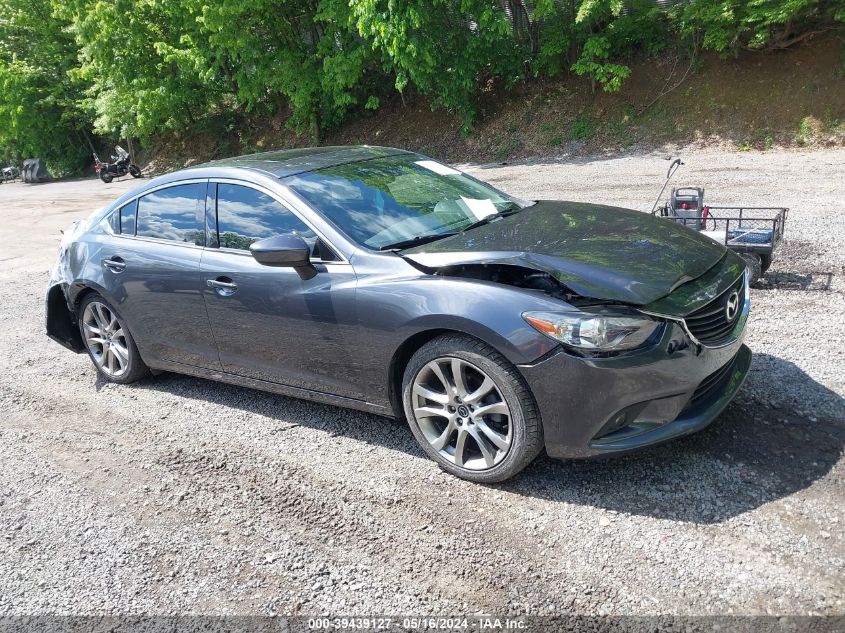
{"left": 401, "top": 309, "right": 557, "bottom": 367}
{"left": 350, "top": 273, "right": 570, "bottom": 408}
{"left": 363, "top": 275, "right": 567, "bottom": 365}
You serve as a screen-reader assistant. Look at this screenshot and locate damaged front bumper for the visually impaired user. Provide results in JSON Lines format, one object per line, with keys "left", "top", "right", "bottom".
{"left": 519, "top": 319, "right": 751, "bottom": 459}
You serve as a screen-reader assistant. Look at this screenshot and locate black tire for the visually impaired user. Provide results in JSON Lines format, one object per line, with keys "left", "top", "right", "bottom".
{"left": 740, "top": 253, "right": 762, "bottom": 285}
{"left": 760, "top": 254, "right": 773, "bottom": 274}
{"left": 129, "top": 164, "right": 142, "bottom": 178}
{"left": 402, "top": 334, "right": 543, "bottom": 483}
{"left": 78, "top": 293, "right": 149, "bottom": 384}
{"left": 99, "top": 170, "right": 113, "bottom": 183}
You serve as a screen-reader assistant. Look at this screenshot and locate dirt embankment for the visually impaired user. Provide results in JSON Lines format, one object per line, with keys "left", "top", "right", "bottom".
{"left": 143, "top": 34, "right": 845, "bottom": 174}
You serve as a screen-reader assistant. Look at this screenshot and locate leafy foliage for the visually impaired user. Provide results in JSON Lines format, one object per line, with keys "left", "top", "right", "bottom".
{"left": 57, "top": 0, "right": 221, "bottom": 139}
{"left": 0, "top": 0, "right": 92, "bottom": 174}
{"left": 1, "top": 0, "right": 842, "bottom": 172}
{"left": 571, "top": 36, "right": 632, "bottom": 92}
{"left": 674, "top": 0, "right": 845, "bottom": 53}
{"left": 350, "top": 0, "right": 522, "bottom": 124}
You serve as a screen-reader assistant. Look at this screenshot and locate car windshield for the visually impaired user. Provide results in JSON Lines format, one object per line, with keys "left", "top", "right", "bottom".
{"left": 285, "top": 155, "right": 523, "bottom": 250}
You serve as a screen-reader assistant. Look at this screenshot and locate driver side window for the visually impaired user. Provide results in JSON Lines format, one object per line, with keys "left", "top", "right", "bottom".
{"left": 216, "top": 183, "right": 318, "bottom": 252}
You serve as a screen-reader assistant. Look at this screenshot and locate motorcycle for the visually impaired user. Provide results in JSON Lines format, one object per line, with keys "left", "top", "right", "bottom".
{"left": 94, "top": 146, "right": 142, "bottom": 183}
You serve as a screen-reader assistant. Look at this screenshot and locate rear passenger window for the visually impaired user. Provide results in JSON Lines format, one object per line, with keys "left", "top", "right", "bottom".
{"left": 119, "top": 200, "right": 136, "bottom": 235}
{"left": 106, "top": 209, "right": 120, "bottom": 234}
{"left": 217, "top": 184, "right": 315, "bottom": 251}
{"left": 136, "top": 183, "right": 205, "bottom": 245}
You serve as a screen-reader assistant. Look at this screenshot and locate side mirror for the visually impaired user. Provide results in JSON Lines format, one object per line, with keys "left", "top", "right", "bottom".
{"left": 249, "top": 234, "right": 317, "bottom": 280}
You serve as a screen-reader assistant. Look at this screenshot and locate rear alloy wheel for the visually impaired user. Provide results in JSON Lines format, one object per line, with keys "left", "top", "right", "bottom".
{"left": 79, "top": 295, "right": 148, "bottom": 383}
{"left": 402, "top": 334, "right": 543, "bottom": 483}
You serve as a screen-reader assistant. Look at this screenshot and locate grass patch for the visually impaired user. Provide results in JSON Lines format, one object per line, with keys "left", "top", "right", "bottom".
{"left": 796, "top": 116, "right": 818, "bottom": 145}
{"left": 764, "top": 134, "right": 775, "bottom": 150}
{"left": 494, "top": 136, "right": 520, "bottom": 160}
{"left": 605, "top": 105, "right": 638, "bottom": 147}
{"left": 571, "top": 115, "right": 594, "bottom": 141}
{"left": 823, "top": 108, "right": 842, "bottom": 133}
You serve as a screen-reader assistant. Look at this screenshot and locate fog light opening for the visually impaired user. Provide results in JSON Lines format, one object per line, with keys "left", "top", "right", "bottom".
{"left": 593, "top": 402, "right": 654, "bottom": 441}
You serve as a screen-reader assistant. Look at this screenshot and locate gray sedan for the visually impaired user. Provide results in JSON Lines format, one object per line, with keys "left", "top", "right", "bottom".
{"left": 46, "top": 146, "right": 751, "bottom": 482}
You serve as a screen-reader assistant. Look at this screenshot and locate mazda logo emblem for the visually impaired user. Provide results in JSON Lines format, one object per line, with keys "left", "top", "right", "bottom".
{"left": 725, "top": 291, "right": 740, "bottom": 322}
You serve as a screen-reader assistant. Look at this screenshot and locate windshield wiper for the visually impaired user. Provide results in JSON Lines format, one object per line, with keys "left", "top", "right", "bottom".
{"left": 378, "top": 204, "right": 523, "bottom": 251}
{"left": 459, "top": 207, "right": 522, "bottom": 234}
{"left": 379, "top": 232, "right": 457, "bottom": 251}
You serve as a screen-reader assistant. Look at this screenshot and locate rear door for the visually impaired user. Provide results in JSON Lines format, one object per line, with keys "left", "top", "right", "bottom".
{"left": 200, "top": 181, "right": 361, "bottom": 398}
{"left": 98, "top": 181, "right": 222, "bottom": 370}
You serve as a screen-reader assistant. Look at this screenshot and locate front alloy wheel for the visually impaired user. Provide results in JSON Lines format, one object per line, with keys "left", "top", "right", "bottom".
{"left": 403, "top": 334, "right": 543, "bottom": 483}
{"left": 412, "top": 357, "right": 512, "bottom": 470}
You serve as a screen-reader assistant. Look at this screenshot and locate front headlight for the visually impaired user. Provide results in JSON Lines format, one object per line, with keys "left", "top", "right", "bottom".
{"left": 523, "top": 308, "right": 662, "bottom": 352}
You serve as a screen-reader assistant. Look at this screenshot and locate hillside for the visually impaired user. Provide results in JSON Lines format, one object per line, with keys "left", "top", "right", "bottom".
{"left": 144, "top": 34, "right": 845, "bottom": 173}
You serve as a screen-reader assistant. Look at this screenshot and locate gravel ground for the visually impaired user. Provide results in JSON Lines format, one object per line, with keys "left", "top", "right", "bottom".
{"left": 0, "top": 148, "right": 843, "bottom": 617}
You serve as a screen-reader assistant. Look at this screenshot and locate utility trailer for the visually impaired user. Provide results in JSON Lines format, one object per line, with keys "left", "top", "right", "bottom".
{"left": 651, "top": 158, "right": 788, "bottom": 284}
{"left": 695, "top": 205, "right": 788, "bottom": 282}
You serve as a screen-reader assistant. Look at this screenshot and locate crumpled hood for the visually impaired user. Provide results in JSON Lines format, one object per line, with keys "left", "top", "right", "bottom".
{"left": 401, "top": 200, "right": 730, "bottom": 305}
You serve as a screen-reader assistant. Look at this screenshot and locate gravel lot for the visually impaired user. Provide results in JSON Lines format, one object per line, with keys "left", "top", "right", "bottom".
{"left": 0, "top": 148, "right": 843, "bottom": 617}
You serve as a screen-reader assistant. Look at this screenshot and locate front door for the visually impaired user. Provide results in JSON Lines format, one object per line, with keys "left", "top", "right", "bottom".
{"left": 200, "top": 182, "right": 362, "bottom": 399}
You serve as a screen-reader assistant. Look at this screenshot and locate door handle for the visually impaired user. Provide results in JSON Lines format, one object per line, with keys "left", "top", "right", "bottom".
{"left": 102, "top": 257, "right": 126, "bottom": 273}
{"left": 207, "top": 277, "right": 238, "bottom": 296}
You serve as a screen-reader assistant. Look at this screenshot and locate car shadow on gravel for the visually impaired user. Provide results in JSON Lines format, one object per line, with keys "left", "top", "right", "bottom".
{"left": 130, "top": 353, "right": 842, "bottom": 525}
{"left": 132, "top": 372, "right": 424, "bottom": 453}
{"left": 758, "top": 271, "right": 834, "bottom": 292}
{"left": 507, "top": 353, "right": 845, "bottom": 523}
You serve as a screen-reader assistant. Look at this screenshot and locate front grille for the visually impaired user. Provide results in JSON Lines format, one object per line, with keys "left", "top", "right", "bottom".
{"left": 684, "top": 275, "right": 745, "bottom": 345}
{"left": 685, "top": 354, "right": 737, "bottom": 411}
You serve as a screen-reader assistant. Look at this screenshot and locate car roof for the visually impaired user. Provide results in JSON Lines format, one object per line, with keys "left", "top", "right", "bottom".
{"left": 98, "top": 145, "right": 421, "bottom": 224}
{"left": 197, "top": 145, "right": 414, "bottom": 178}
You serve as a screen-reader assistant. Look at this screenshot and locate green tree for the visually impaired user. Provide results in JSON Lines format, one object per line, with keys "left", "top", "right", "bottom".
{"left": 186, "top": 0, "right": 381, "bottom": 137}
{"left": 0, "top": 0, "right": 92, "bottom": 174}
{"left": 568, "top": 0, "right": 667, "bottom": 93}
{"left": 676, "top": 0, "right": 845, "bottom": 54}
{"left": 350, "top": 0, "right": 522, "bottom": 125}
{"left": 57, "top": 0, "right": 221, "bottom": 139}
